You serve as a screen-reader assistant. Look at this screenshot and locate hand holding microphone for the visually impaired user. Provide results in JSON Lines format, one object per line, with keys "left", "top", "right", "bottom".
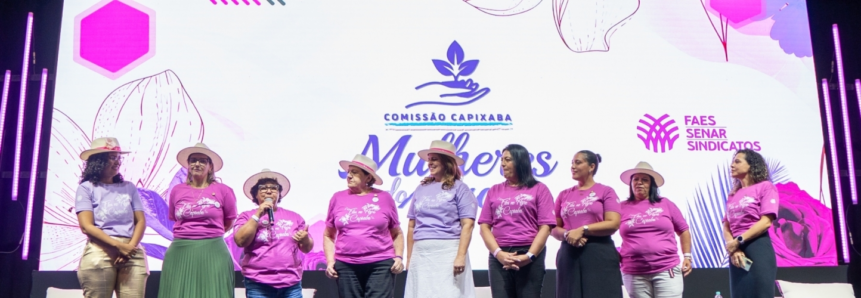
{"left": 264, "top": 198, "right": 275, "bottom": 222}
{"left": 257, "top": 198, "right": 276, "bottom": 222}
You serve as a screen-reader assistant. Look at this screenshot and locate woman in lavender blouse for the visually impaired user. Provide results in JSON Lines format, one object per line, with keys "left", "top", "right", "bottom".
{"left": 75, "top": 137, "right": 148, "bottom": 298}
{"left": 404, "top": 140, "right": 478, "bottom": 298}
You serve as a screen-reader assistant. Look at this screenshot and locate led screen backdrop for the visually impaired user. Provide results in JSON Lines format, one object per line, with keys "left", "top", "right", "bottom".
{"left": 40, "top": 0, "right": 836, "bottom": 270}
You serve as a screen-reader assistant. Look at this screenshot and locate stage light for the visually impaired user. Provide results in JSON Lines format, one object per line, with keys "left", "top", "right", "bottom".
{"left": 23, "top": 68, "right": 48, "bottom": 260}
{"left": 822, "top": 78, "right": 851, "bottom": 263}
{"left": 1, "top": 70, "right": 11, "bottom": 157}
{"left": 833, "top": 24, "right": 858, "bottom": 205}
{"left": 11, "top": 12, "right": 33, "bottom": 201}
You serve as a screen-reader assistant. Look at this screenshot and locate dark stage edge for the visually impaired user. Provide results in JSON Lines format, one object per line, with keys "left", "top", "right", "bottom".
{"left": 31, "top": 266, "right": 848, "bottom": 298}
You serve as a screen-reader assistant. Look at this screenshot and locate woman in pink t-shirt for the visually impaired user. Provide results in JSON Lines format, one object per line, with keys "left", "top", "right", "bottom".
{"left": 75, "top": 138, "right": 148, "bottom": 298}
{"left": 323, "top": 154, "right": 405, "bottom": 298}
{"left": 478, "top": 144, "right": 556, "bottom": 298}
{"left": 722, "top": 149, "right": 778, "bottom": 298}
{"left": 618, "top": 162, "right": 692, "bottom": 298}
{"left": 550, "top": 150, "right": 622, "bottom": 298}
{"left": 404, "top": 140, "right": 478, "bottom": 298}
{"left": 159, "top": 143, "right": 238, "bottom": 298}
{"left": 234, "top": 169, "right": 314, "bottom": 298}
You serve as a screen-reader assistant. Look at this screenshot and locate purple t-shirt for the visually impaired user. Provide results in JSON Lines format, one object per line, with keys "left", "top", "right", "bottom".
{"left": 326, "top": 188, "right": 400, "bottom": 264}
{"left": 75, "top": 181, "right": 144, "bottom": 237}
{"left": 619, "top": 198, "right": 689, "bottom": 274}
{"left": 169, "top": 182, "right": 238, "bottom": 239}
{"left": 234, "top": 208, "right": 307, "bottom": 288}
{"left": 555, "top": 183, "right": 621, "bottom": 230}
{"left": 477, "top": 182, "right": 556, "bottom": 247}
{"left": 407, "top": 180, "right": 478, "bottom": 241}
{"left": 723, "top": 181, "right": 779, "bottom": 236}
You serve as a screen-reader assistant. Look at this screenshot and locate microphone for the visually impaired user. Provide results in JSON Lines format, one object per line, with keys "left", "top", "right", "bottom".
{"left": 264, "top": 198, "right": 275, "bottom": 223}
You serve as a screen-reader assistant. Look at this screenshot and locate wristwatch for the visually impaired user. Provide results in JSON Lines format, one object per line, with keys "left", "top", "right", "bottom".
{"left": 582, "top": 225, "right": 590, "bottom": 235}
{"left": 736, "top": 235, "right": 745, "bottom": 245}
{"left": 526, "top": 252, "right": 536, "bottom": 262}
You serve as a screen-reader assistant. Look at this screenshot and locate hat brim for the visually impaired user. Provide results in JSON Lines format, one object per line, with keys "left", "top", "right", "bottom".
{"left": 620, "top": 169, "right": 665, "bottom": 187}
{"left": 417, "top": 149, "right": 465, "bottom": 166}
{"left": 80, "top": 149, "right": 130, "bottom": 161}
{"left": 340, "top": 161, "right": 383, "bottom": 185}
{"left": 177, "top": 146, "right": 224, "bottom": 172}
{"left": 243, "top": 171, "right": 291, "bottom": 201}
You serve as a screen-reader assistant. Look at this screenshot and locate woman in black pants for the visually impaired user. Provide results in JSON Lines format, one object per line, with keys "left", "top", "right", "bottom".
{"left": 722, "top": 149, "right": 779, "bottom": 298}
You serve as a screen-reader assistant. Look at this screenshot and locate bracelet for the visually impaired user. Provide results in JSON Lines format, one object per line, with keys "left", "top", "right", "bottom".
{"left": 251, "top": 215, "right": 260, "bottom": 222}
{"left": 492, "top": 248, "right": 501, "bottom": 257}
{"left": 683, "top": 253, "right": 692, "bottom": 258}
{"left": 563, "top": 230, "right": 570, "bottom": 239}
{"left": 394, "top": 256, "right": 402, "bottom": 260}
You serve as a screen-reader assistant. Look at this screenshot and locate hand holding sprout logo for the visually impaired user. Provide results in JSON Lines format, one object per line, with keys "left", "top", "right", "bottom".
{"left": 410, "top": 40, "right": 491, "bottom": 108}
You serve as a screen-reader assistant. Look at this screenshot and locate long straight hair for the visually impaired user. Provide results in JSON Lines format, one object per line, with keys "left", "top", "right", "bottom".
{"left": 504, "top": 144, "right": 538, "bottom": 188}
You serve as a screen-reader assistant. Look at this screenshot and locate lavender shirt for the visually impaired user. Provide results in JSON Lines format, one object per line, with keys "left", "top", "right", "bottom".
{"left": 407, "top": 180, "right": 478, "bottom": 241}
{"left": 75, "top": 181, "right": 144, "bottom": 237}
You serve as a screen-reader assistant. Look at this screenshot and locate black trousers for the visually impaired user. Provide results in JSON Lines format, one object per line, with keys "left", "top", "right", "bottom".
{"left": 488, "top": 246, "right": 546, "bottom": 298}
{"left": 556, "top": 236, "right": 623, "bottom": 298}
{"left": 335, "top": 259, "right": 395, "bottom": 298}
{"left": 729, "top": 233, "right": 777, "bottom": 298}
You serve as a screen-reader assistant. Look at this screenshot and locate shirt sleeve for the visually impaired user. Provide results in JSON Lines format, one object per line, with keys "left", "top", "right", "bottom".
{"left": 74, "top": 183, "right": 94, "bottom": 214}
{"left": 406, "top": 187, "right": 417, "bottom": 220}
{"left": 666, "top": 199, "right": 689, "bottom": 233}
{"left": 758, "top": 182, "right": 780, "bottom": 218}
{"left": 554, "top": 189, "right": 565, "bottom": 220}
{"left": 535, "top": 183, "right": 557, "bottom": 227}
{"left": 381, "top": 191, "right": 400, "bottom": 229}
{"left": 456, "top": 182, "right": 478, "bottom": 219}
{"left": 477, "top": 187, "right": 495, "bottom": 225}
{"left": 602, "top": 186, "right": 622, "bottom": 215}
{"left": 234, "top": 211, "right": 250, "bottom": 230}
{"left": 129, "top": 183, "right": 144, "bottom": 212}
{"left": 325, "top": 192, "right": 337, "bottom": 228}
{"left": 222, "top": 184, "right": 238, "bottom": 221}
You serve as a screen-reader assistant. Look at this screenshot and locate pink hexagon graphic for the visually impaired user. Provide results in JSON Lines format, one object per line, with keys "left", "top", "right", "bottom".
{"left": 74, "top": 0, "right": 155, "bottom": 80}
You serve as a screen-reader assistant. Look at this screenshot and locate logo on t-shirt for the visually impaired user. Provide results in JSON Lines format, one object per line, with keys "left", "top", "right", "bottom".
{"left": 175, "top": 197, "right": 221, "bottom": 220}
{"left": 415, "top": 191, "right": 454, "bottom": 213}
{"left": 625, "top": 207, "right": 664, "bottom": 227}
{"left": 93, "top": 193, "right": 132, "bottom": 222}
{"left": 338, "top": 203, "right": 381, "bottom": 226}
{"left": 726, "top": 196, "right": 756, "bottom": 219}
{"left": 257, "top": 219, "right": 296, "bottom": 243}
{"left": 561, "top": 191, "right": 599, "bottom": 218}
{"left": 494, "top": 194, "right": 533, "bottom": 218}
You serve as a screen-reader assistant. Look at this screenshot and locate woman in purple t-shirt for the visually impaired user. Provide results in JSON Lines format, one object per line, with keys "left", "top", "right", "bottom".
{"left": 478, "top": 144, "right": 556, "bottom": 298}
{"left": 75, "top": 137, "right": 148, "bottom": 298}
{"left": 234, "top": 169, "right": 314, "bottom": 298}
{"left": 404, "top": 140, "right": 478, "bottom": 298}
{"left": 324, "top": 154, "right": 405, "bottom": 298}
{"left": 550, "top": 150, "right": 622, "bottom": 298}
{"left": 722, "top": 149, "right": 779, "bottom": 298}
{"left": 618, "top": 162, "right": 692, "bottom": 298}
{"left": 159, "top": 143, "right": 238, "bottom": 298}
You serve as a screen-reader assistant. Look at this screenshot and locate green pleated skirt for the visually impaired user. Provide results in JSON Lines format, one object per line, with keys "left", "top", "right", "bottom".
{"left": 158, "top": 237, "right": 235, "bottom": 298}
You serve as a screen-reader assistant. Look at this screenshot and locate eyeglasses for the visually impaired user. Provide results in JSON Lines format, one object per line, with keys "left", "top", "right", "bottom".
{"left": 188, "top": 158, "right": 210, "bottom": 165}
{"left": 258, "top": 185, "right": 279, "bottom": 192}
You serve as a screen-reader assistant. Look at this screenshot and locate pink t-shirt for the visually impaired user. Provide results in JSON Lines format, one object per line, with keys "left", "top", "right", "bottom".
{"left": 169, "top": 182, "right": 238, "bottom": 239}
{"left": 477, "top": 182, "right": 556, "bottom": 247}
{"left": 619, "top": 198, "right": 689, "bottom": 274}
{"left": 326, "top": 188, "right": 400, "bottom": 264}
{"left": 723, "top": 181, "right": 779, "bottom": 236}
{"left": 554, "top": 183, "right": 621, "bottom": 230}
{"left": 234, "top": 208, "right": 307, "bottom": 288}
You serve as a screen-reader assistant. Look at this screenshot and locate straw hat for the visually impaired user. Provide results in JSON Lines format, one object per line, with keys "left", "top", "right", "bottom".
{"left": 176, "top": 143, "right": 224, "bottom": 172}
{"left": 243, "top": 168, "right": 291, "bottom": 200}
{"left": 339, "top": 154, "right": 383, "bottom": 185}
{"left": 620, "top": 161, "right": 665, "bottom": 187}
{"left": 417, "top": 140, "right": 464, "bottom": 166}
{"left": 79, "top": 137, "right": 129, "bottom": 160}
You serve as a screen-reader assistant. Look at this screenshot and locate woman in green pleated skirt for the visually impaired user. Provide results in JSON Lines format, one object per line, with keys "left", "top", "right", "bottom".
{"left": 159, "top": 144, "right": 239, "bottom": 298}
{"left": 158, "top": 237, "right": 235, "bottom": 298}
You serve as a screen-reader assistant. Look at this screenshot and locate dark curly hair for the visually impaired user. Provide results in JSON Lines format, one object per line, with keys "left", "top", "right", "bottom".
{"left": 250, "top": 178, "right": 284, "bottom": 205}
{"left": 79, "top": 152, "right": 124, "bottom": 185}
{"left": 731, "top": 149, "right": 770, "bottom": 194}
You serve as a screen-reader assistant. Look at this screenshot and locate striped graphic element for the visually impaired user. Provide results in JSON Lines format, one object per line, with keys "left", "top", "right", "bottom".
{"left": 211, "top": 0, "right": 288, "bottom": 5}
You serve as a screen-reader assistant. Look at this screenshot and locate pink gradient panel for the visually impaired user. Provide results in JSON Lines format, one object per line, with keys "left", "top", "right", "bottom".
{"left": 822, "top": 79, "right": 850, "bottom": 263}
{"left": 23, "top": 69, "right": 49, "bottom": 260}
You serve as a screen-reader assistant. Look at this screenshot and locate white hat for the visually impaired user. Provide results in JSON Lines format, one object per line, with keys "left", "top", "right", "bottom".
{"left": 339, "top": 154, "right": 383, "bottom": 185}
{"left": 176, "top": 143, "right": 224, "bottom": 172}
{"left": 417, "top": 140, "right": 464, "bottom": 166}
{"left": 80, "top": 137, "right": 129, "bottom": 160}
{"left": 243, "top": 168, "right": 291, "bottom": 201}
{"left": 620, "top": 161, "right": 665, "bottom": 187}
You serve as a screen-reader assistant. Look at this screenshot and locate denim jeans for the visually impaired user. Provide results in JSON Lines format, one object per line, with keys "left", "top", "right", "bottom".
{"left": 244, "top": 278, "right": 303, "bottom": 298}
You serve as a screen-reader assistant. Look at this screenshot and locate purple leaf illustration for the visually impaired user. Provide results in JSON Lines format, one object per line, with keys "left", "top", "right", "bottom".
{"left": 165, "top": 168, "right": 188, "bottom": 203}
{"left": 447, "top": 41, "right": 465, "bottom": 65}
{"left": 458, "top": 60, "right": 479, "bottom": 77}
{"left": 141, "top": 242, "right": 168, "bottom": 260}
{"left": 137, "top": 188, "right": 175, "bottom": 241}
{"left": 224, "top": 231, "right": 244, "bottom": 270}
{"left": 432, "top": 59, "right": 455, "bottom": 77}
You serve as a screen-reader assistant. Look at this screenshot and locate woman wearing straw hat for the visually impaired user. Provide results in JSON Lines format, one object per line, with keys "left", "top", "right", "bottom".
{"left": 478, "top": 144, "right": 556, "bottom": 298}
{"left": 551, "top": 150, "right": 622, "bottom": 298}
{"left": 233, "top": 169, "right": 313, "bottom": 298}
{"left": 75, "top": 137, "right": 149, "bottom": 298}
{"left": 404, "top": 140, "right": 478, "bottom": 298}
{"left": 618, "top": 162, "right": 692, "bottom": 298}
{"left": 323, "top": 154, "right": 405, "bottom": 298}
{"left": 158, "top": 143, "right": 238, "bottom": 298}
{"left": 722, "top": 149, "right": 778, "bottom": 298}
